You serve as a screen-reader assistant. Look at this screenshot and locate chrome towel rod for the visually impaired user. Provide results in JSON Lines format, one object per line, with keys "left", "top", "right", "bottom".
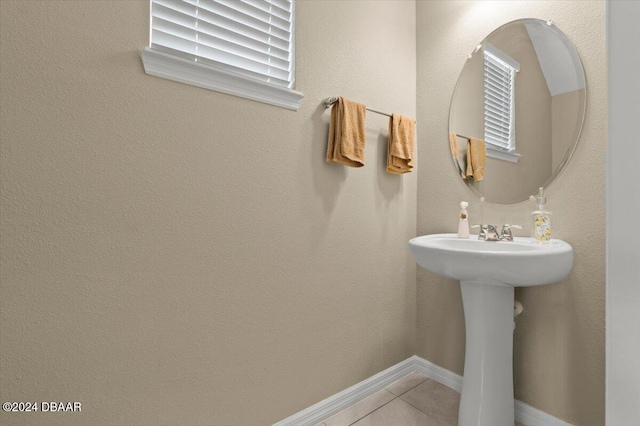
{"left": 323, "top": 96, "right": 414, "bottom": 122}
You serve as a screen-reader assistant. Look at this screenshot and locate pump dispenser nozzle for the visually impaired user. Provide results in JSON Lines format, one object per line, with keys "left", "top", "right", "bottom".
{"left": 536, "top": 187, "right": 546, "bottom": 206}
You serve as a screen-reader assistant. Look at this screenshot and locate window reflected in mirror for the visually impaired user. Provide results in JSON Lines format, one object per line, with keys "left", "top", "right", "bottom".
{"left": 449, "top": 19, "right": 586, "bottom": 205}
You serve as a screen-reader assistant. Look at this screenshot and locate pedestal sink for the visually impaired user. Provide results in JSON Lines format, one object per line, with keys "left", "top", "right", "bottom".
{"left": 408, "top": 233, "right": 573, "bottom": 426}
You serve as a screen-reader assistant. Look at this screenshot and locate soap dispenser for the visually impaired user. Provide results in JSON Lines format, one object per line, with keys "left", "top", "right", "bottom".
{"left": 531, "top": 187, "right": 552, "bottom": 244}
{"left": 458, "top": 201, "right": 469, "bottom": 239}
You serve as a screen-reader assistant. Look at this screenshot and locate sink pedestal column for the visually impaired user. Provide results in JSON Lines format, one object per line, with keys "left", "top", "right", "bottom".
{"left": 458, "top": 281, "right": 515, "bottom": 426}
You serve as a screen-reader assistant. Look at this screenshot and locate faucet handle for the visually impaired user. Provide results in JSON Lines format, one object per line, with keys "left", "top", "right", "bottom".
{"left": 472, "top": 224, "right": 500, "bottom": 241}
{"left": 471, "top": 224, "right": 488, "bottom": 240}
{"left": 502, "top": 224, "right": 523, "bottom": 230}
{"left": 500, "top": 224, "right": 523, "bottom": 241}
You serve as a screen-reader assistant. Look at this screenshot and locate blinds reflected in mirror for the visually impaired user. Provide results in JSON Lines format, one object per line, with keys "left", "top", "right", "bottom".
{"left": 483, "top": 43, "right": 519, "bottom": 152}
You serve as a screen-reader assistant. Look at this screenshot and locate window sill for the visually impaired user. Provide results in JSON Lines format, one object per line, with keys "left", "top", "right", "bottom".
{"left": 141, "top": 47, "right": 304, "bottom": 111}
{"left": 485, "top": 145, "right": 521, "bottom": 163}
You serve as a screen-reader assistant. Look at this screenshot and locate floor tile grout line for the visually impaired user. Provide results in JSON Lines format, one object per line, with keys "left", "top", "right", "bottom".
{"left": 398, "top": 390, "right": 446, "bottom": 424}
{"left": 387, "top": 376, "right": 431, "bottom": 398}
{"left": 395, "top": 397, "right": 444, "bottom": 425}
{"left": 343, "top": 374, "right": 432, "bottom": 425}
{"left": 328, "top": 373, "right": 435, "bottom": 426}
{"left": 346, "top": 392, "right": 399, "bottom": 426}
{"left": 351, "top": 396, "right": 445, "bottom": 426}
{"left": 323, "top": 387, "right": 396, "bottom": 426}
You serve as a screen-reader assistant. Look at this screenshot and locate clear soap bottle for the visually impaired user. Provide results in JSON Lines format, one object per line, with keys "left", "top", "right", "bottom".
{"left": 531, "top": 187, "right": 552, "bottom": 244}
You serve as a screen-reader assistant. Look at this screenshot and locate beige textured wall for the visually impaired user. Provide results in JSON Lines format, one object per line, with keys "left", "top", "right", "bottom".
{"left": 449, "top": 46, "right": 484, "bottom": 140}
{"left": 417, "top": 1, "right": 605, "bottom": 425}
{"left": 553, "top": 88, "right": 586, "bottom": 171}
{"left": 0, "top": 1, "right": 417, "bottom": 425}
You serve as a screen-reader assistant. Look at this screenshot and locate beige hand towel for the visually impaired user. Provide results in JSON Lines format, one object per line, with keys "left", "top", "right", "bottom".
{"left": 387, "top": 113, "right": 415, "bottom": 174}
{"left": 326, "top": 97, "right": 367, "bottom": 167}
{"left": 466, "top": 137, "right": 486, "bottom": 182}
{"left": 449, "top": 131, "right": 466, "bottom": 180}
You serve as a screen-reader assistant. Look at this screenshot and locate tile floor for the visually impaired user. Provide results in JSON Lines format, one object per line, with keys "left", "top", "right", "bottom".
{"left": 314, "top": 372, "right": 524, "bottom": 426}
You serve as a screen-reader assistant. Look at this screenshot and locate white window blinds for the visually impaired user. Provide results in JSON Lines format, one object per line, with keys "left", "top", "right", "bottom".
{"left": 483, "top": 44, "right": 518, "bottom": 152}
{"left": 150, "top": 0, "right": 295, "bottom": 89}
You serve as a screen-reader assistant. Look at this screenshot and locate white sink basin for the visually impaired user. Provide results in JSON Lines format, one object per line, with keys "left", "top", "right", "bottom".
{"left": 408, "top": 233, "right": 573, "bottom": 426}
{"left": 408, "top": 233, "right": 573, "bottom": 287}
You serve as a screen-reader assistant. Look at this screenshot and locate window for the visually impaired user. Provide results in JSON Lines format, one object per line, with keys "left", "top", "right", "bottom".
{"left": 483, "top": 43, "right": 520, "bottom": 163}
{"left": 142, "top": 0, "right": 303, "bottom": 110}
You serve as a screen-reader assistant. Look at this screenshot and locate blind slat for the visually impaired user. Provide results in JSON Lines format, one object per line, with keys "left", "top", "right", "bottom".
{"left": 155, "top": 0, "right": 198, "bottom": 16}
{"left": 200, "top": 1, "right": 290, "bottom": 33}
{"left": 194, "top": 6, "right": 291, "bottom": 43}
{"left": 196, "top": 10, "right": 290, "bottom": 49}
{"left": 485, "top": 112, "right": 511, "bottom": 127}
{"left": 152, "top": 30, "right": 197, "bottom": 55}
{"left": 485, "top": 60, "right": 512, "bottom": 74}
{"left": 152, "top": 3, "right": 197, "bottom": 28}
{"left": 150, "top": 0, "right": 294, "bottom": 89}
{"left": 197, "top": 31, "right": 290, "bottom": 70}
{"left": 484, "top": 46, "right": 515, "bottom": 152}
{"left": 485, "top": 74, "right": 512, "bottom": 92}
{"left": 485, "top": 130, "right": 511, "bottom": 143}
{"left": 246, "top": 0, "right": 291, "bottom": 21}
{"left": 486, "top": 137, "right": 510, "bottom": 148}
{"left": 267, "top": 0, "right": 292, "bottom": 13}
{"left": 485, "top": 123, "right": 511, "bottom": 137}
{"left": 485, "top": 66, "right": 512, "bottom": 83}
{"left": 485, "top": 115, "right": 511, "bottom": 130}
{"left": 197, "top": 35, "right": 288, "bottom": 75}
{"left": 485, "top": 90, "right": 510, "bottom": 106}
{"left": 486, "top": 136, "right": 511, "bottom": 147}
{"left": 151, "top": 44, "right": 291, "bottom": 87}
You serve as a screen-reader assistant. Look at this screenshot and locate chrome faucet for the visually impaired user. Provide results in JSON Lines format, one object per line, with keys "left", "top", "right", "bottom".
{"left": 500, "top": 224, "right": 523, "bottom": 242}
{"left": 472, "top": 224, "right": 501, "bottom": 241}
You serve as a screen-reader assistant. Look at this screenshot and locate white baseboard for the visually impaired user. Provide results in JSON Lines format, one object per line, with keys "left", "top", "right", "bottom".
{"left": 412, "top": 355, "right": 463, "bottom": 393}
{"left": 273, "top": 356, "right": 420, "bottom": 426}
{"left": 273, "top": 355, "right": 573, "bottom": 426}
{"left": 515, "top": 400, "right": 573, "bottom": 426}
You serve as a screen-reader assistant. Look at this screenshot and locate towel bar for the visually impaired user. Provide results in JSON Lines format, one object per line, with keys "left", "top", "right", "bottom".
{"left": 322, "top": 96, "right": 415, "bottom": 123}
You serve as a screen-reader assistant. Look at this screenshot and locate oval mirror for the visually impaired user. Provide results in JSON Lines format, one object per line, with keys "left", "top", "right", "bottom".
{"left": 449, "top": 19, "right": 586, "bottom": 205}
